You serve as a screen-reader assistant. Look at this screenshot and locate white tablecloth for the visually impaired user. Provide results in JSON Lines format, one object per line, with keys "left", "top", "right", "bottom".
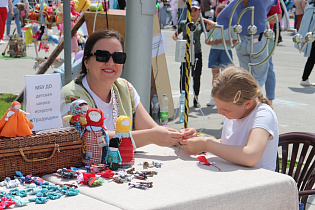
{"left": 39, "top": 144, "right": 299, "bottom": 210}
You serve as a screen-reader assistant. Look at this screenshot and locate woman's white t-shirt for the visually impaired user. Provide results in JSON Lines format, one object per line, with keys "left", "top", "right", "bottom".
{"left": 221, "top": 103, "right": 279, "bottom": 171}
{"left": 81, "top": 76, "right": 140, "bottom": 131}
{"left": 0, "top": 1, "right": 8, "bottom": 7}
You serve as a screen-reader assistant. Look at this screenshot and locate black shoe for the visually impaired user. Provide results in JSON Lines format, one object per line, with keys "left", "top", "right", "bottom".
{"left": 194, "top": 98, "right": 200, "bottom": 108}
{"left": 277, "top": 38, "right": 282, "bottom": 43}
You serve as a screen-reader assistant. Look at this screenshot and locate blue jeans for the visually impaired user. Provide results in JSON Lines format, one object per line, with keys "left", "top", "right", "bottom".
{"left": 166, "top": 6, "right": 172, "bottom": 24}
{"left": 236, "top": 34, "right": 269, "bottom": 87}
{"left": 6, "top": 7, "right": 21, "bottom": 35}
{"left": 265, "top": 57, "right": 275, "bottom": 100}
{"left": 158, "top": 6, "right": 167, "bottom": 26}
{"left": 178, "top": 8, "right": 187, "bottom": 22}
{"left": 265, "top": 38, "right": 276, "bottom": 100}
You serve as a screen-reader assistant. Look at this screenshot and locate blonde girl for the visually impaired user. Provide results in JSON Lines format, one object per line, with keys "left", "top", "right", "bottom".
{"left": 180, "top": 67, "right": 279, "bottom": 171}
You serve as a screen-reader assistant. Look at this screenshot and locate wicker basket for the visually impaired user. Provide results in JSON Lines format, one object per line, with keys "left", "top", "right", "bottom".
{"left": 0, "top": 128, "right": 83, "bottom": 180}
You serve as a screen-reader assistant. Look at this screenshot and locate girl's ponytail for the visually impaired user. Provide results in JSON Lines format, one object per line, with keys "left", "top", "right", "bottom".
{"left": 257, "top": 91, "right": 273, "bottom": 108}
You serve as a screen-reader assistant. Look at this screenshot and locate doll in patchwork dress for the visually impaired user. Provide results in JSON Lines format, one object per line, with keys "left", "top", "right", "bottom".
{"left": 63, "top": 98, "right": 88, "bottom": 134}
{"left": 81, "top": 108, "right": 109, "bottom": 165}
{"left": 114, "top": 116, "right": 136, "bottom": 168}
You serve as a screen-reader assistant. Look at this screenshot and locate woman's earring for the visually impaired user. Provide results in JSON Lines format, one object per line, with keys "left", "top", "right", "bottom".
{"left": 87, "top": 69, "right": 89, "bottom": 73}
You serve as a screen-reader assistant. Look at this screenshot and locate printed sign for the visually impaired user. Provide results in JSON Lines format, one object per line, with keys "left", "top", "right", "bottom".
{"left": 152, "top": 33, "right": 167, "bottom": 58}
{"left": 25, "top": 74, "right": 62, "bottom": 131}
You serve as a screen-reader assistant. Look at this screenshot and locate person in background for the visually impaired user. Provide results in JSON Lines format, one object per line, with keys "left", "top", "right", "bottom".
{"left": 165, "top": 0, "right": 173, "bottom": 25}
{"left": 294, "top": 0, "right": 307, "bottom": 31}
{"left": 178, "top": 0, "right": 187, "bottom": 23}
{"left": 265, "top": 0, "right": 282, "bottom": 105}
{"left": 0, "top": 0, "right": 13, "bottom": 44}
{"left": 180, "top": 67, "right": 279, "bottom": 171}
{"left": 5, "top": 0, "right": 22, "bottom": 40}
{"left": 172, "top": 1, "right": 215, "bottom": 108}
{"left": 61, "top": 29, "right": 197, "bottom": 150}
{"left": 200, "top": 0, "right": 213, "bottom": 19}
{"left": 117, "top": 0, "right": 126, "bottom": 9}
{"left": 298, "top": 0, "right": 315, "bottom": 86}
{"left": 217, "top": 0, "right": 278, "bottom": 88}
{"left": 274, "top": 0, "right": 285, "bottom": 43}
{"left": 158, "top": 0, "right": 167, "bottom": 28}
{"left": 205, "top": 3, "right": 237, "bottom": 106}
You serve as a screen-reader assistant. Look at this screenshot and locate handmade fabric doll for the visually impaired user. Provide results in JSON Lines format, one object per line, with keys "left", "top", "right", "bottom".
{"left": 105, "top": 137, "right": 122, "bottom": 171}
{"left": 74, "top": 0, "right": 91, "bottom": 14}
{"left": 114, "top": 116, "right": 136, "bottom": 168}
{"left": 15, "top": 2, "right": 29, "bottom": 28}
{"left": 81, "top": 108, "right": 109, "bottom": 165}
{"left": 58, "top": 21, "right": 79, "bottom": 53}
{"left": 70, "top": 1, "right": 81, "bottom": 18}
{"left": 0, "top": 101, "right": 33, "bottom": 138}
{"left": 63, "top": 98, "right": 88, "bottom": 134}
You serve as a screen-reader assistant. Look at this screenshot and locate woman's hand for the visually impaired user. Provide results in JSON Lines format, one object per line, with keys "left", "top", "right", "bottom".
{"left": 152, "top": 126, "right": 182, "bottom": 147}
{"left": 180, "top": 128, "right": 197, "bottom": 139}
{"left": 180, "top": 137, "right": 208, "bottom": 155}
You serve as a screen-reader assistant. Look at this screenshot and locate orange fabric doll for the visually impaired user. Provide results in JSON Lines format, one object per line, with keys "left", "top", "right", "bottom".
{"left": 0, "top": 101, "right": 34, "bottom": 138}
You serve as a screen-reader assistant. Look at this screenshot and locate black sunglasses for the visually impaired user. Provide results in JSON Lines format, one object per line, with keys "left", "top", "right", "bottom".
{"left": 89, "top": 50, "right": 127, "bottom": 64}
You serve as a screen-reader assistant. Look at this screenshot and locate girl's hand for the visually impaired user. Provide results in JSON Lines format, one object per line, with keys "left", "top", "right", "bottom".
{"left": 180, "top": 137, "right": 208, "bottom": 155}
{"left": 180, "top": 128, "right": 197, "bottom": 139}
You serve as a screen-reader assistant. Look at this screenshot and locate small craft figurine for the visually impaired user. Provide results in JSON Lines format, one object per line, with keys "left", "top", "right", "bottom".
{"left": 87, "top": 177, "right": 105, "bottom": 187}
{"left": 128, "top": 182, "right": 153, "bottom": 190}
{"left": 54, "top": 168, "right": 78, "bottom": 179}
{"left": 197, "top": 156, "right": 221, "bottom": 171}
{"left": 140, "top": 161, "right": 163, "bottom": 168}
{"left": 97, "top": 170, "right": 114, "bottom": 179}
{"left": 114, "top": 116, "right": 136, "bottom": 168}
{"left": 2, "top": 177, "right": 20, "bottom": 189}
{"left": 86, "top": 164, "right": 108, "bottom": 173}
{"left": 0, "top": 101, "right": 33, "bottom": 137}
{"left": 197, "top": 156, "right": 211, "bottom": 166}
{"left": 63, "top": 98, "right": 88, "bottom": 134}
{"left": 105, "top": 137, "right": 122, "bottom": 171}
{"left": 0, "top": 197, "right": 15, "bottom": 209}
{"left": 77, "top": 172, "right": 95, "bottom": 185}
{"left": 81, "top": 108, "right": 109, "bottom": 165}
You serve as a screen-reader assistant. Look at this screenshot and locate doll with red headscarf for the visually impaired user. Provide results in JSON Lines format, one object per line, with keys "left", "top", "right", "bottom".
{"left": 81, "top": 108, "right": 109, "bottom": 165}
{"left": 0, "top": 101, "right": 33, "bottom": 137}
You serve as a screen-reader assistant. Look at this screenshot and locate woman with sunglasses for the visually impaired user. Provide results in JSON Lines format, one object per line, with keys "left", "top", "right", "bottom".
{"left": 61, "top": 30, "right": 196, "bottom": 149}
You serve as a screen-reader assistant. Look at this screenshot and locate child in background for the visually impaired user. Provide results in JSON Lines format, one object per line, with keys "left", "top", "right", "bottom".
{"left": 180, "top": 67, "right": 279, "bottom": 171}
{"left": 172, "top": 1, "right": 215, "bottom": 108}
{"left": 205, "top": 3, "right": 237, "bottom": 106}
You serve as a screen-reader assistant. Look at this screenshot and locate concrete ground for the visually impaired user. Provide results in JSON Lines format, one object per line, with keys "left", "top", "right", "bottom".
{"left": 0, "top": 21, "right": 315, "bottom": 209}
